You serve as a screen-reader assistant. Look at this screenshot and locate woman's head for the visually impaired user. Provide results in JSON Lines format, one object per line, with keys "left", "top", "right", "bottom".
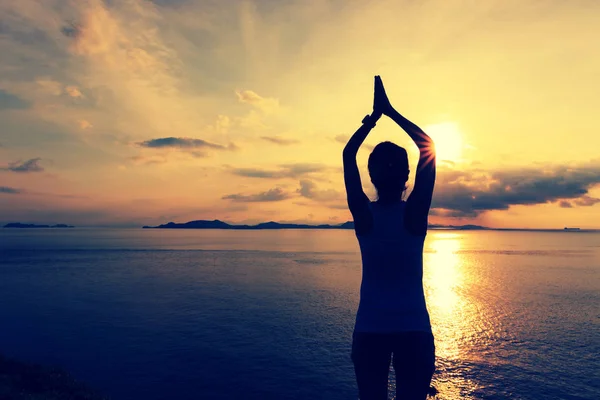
{"left": 368, "top": 141, "right": 409, "bottom": 202}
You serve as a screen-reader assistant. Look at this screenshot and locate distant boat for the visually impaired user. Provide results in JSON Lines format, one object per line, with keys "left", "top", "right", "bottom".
{"left": 564, "top": 227, "right": 581, "bottom": 231}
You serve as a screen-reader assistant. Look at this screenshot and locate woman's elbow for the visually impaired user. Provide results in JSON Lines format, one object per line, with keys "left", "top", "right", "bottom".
{"left": 342, "top": 147, "right": 357, "bottom": 160}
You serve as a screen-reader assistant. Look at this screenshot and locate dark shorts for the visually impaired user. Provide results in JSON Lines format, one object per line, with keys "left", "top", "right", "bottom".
{"left": 351, "top": 330, "right": 435, "bottom": 400}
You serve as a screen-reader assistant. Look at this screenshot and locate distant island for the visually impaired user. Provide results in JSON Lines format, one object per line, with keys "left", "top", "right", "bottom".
{"left": 143, "top": 220, "right": 490, "bottom": 230}
{"left": 3, "top": 223, "right": 75, "bottom": 228}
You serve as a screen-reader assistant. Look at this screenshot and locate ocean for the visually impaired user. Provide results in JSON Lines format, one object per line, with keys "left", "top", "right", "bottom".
{"left": 0, "top": 228, "right": 598, "bottom": 400}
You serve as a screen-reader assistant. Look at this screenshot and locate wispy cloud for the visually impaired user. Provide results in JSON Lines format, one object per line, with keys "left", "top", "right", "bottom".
{"left": 236, "top": 90, "right": 279, "bottom": 114}
{"left": 558, "top": 200, "right": 573, "bottom": 208}
{"left": 2, "top": 158, "right": 44, "bottom": 173}
{"left": 65, "top": 86, "right": 84, "bottom": 98}
{"left": 334, "top": 134, "right": 349, "bottom": 144}
{"left": 260, "top": 136, "right": 299, "bottom": 146}
{"left": 559, "top": 195, "right": 600, "bottom": 208}
{"left": 79, "top": 119, "right": 93, "bottom": 130}
{"left": 222, "top": 187, "right": 291, "bottom": 202}
{"left": 128, "top": 155, "right": 167, "bottom": 166}
{"left": 230, "top": 163, "right": 330, "bottom": 179}
{"left": 574, "top": 195, "right": 600, "bottom": 206}
{"left": 137, "top": 137, "right": 236, "bottom": 150}
{"left": 60, "top": 23, "right": 80, "bottom": 38}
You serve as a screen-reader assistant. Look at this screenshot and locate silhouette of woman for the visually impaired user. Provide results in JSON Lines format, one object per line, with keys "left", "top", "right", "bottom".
{"left": 343, "top": 76, "right": 436, "bottom": 400}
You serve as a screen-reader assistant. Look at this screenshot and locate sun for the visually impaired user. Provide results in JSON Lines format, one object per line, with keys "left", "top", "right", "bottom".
{"left": 424, "top": 122, "right": 464, "bottom": 162}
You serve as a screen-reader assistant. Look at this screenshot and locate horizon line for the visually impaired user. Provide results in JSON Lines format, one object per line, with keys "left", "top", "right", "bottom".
{"left": 3, "top": 220, "right": 599, "bottom": 231}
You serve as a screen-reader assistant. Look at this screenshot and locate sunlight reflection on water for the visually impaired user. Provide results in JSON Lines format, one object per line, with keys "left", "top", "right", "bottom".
{"left": 422, "top": 232, "right": 482, "bottom": 399}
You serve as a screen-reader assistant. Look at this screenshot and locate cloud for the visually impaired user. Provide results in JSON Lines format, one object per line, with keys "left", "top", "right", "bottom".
{"left": 3, "top": 158, "right": 44, "bottom": 173}
{"left": 214, "top": 115, "right": 231, "bottom": 133}
{"left": 230, "top": 168, "right": 286, "bottom": 179}
{"left": 230, "top": 163, "right": 330, "bottom": 179}
{"left": 334, "top": 134, "right": 349, "bottom": 144}
{"left": 129, "top": 155, "right": 167, "bottom": 165}
{"left": 236, "top": 90, "right": 279, "bottom": 114}
{"left": 281, "top": 163, "right": 330, "bottom": 175}
{"left": 236, "top": 90, "right": 263, "bottom": 104}
{"left": 573, "top": 195, "right": 600, "bottom": 207}
{"left": 297, "top": 179, "right": 343, "bottom": 201}
{"left": 137, "top": 137, "right": 236, "bottom": 150}
{"left": 30, "top": 80, "right": 84, "bottom": 100}
{"left": 36, "top": 79, "right": 64, "bottom": 96}
{"left": 439, "top": 160, "right": 456, "bottom": 167}
{"left": 222, "top": 187, "right": 291, "bottom": 202}
{"left": 60, "top": 23, "right": 81, "bottom": 39}
{"left": 79, "top": 119, "right": 93, "bottom": 130}
{"left": 558, "top": 196, "right": 600, "bottom": 209}
{"left": 0, "top": 90, "right": 29, "bottom": 109}
{"left": 65, "top": 86, "right": 84, "bottom": 98}
{"left": 260, "top": 136, "right": 299, "bottom": 145}
{"left": 0, "top": 186, "right": 22, "bottom": 194}
{"left": 432, "top": 164, "right": 600, "bottom": 217}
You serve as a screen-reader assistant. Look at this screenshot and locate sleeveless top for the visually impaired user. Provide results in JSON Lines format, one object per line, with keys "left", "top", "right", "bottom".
{"left": 354, "top": 201, "right": 431, "bottom": 333}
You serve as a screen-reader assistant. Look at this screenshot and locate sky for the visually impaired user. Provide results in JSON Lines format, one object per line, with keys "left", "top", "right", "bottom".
{"left": 1, "top": 0, "right": 599, "bottom": 228}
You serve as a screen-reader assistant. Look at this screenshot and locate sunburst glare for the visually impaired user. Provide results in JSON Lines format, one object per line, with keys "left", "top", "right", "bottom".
{"left": 424, "top": 122, "right": 465, "bottom": 162}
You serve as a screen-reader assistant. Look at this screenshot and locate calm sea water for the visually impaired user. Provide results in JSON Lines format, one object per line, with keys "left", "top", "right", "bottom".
{"left": 0, "top": 229, "right": 598, "bottom": 400}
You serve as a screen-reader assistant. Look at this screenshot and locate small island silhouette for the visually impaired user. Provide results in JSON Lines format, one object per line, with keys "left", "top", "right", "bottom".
{"left": 3, "top": 223, "right": 75, "bottom": 228}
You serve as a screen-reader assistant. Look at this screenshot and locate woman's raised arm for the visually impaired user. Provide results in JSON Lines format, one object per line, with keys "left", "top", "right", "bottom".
{"left": 342, "top": 113, "right": 380, "bottom": 235}
{"left": 375, "top": 76, "right": 436, "bottom": 235}
{"left": 342, "top": 78, "right": 382, "bottom": 234}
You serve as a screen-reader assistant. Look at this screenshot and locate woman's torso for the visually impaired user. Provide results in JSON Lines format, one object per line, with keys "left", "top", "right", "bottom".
{"left": 354, "top": 201, "right": 431, "bottom": 333}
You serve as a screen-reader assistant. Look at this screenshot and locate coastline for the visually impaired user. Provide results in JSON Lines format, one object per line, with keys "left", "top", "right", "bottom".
{"left": 2, "top": 220, "right": 598, "bottom": 232}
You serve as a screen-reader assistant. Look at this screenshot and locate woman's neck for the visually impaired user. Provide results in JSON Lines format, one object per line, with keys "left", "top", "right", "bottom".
{"left": 376, "top": 192, "right": 403, "bottom": 205}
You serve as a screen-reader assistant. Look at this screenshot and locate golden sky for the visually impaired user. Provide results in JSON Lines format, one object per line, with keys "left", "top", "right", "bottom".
{"left": 1, "top": 0, "right": 599, "bottom": 228}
